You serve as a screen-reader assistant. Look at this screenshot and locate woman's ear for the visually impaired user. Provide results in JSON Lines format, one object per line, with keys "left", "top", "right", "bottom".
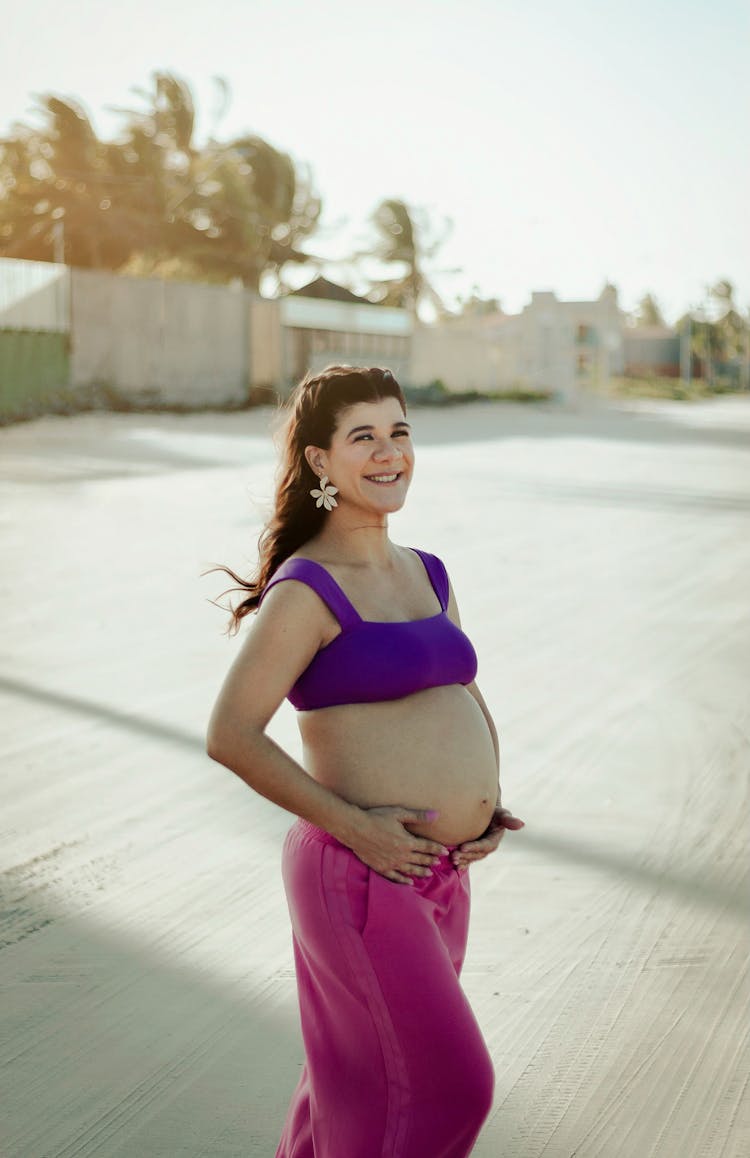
{"left": 304, "top": 446, "right": 326, "bottom": 477}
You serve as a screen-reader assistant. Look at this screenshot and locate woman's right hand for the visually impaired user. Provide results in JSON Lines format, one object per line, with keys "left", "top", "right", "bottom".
{"left": 347, "top": 805, "right": 449, "bottom": 884}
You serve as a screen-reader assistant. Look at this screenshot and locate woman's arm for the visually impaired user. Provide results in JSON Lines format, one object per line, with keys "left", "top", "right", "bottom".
{"left": 206, "top": 579, "right": 362, "bottom": 840}
{"left": 206, "top": 579, "right": 447, "bottom": 882}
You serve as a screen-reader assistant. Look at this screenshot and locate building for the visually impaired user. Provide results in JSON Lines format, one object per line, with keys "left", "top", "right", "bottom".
{"left": 622, "top": 325, "right": 681, "bottom": 378}
{"left": 411, "top": 284, "right": 627, "bottom": 403}
{"left": 278, "top": 277, "right": 412, "bottom": 386}
{"left": 0, "top": 258, "right": 640, "bottom": 419}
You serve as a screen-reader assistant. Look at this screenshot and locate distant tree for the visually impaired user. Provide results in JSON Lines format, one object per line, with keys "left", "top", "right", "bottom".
{"left": 354, "top": 198, "right": 456, "bottom": 317}
{"left": 675, "top": 279, "right": 750, "bottom": 388}
{"left": 0, "top": 73, "right": 322, "bottom": 290}
{"left": 707, "top": 279, "right": 747, "bottom": 363}
{"left": 676, "top": 281, "right": 748, "bottom": 386}
{"left": 633, "top": 293, "right": 666, "bottom": 327}
{"left": 709, "top": 278, "right": 735, "bottom": 316}
{"left": 458, "top": 289, "right": 502, "bottom": 316}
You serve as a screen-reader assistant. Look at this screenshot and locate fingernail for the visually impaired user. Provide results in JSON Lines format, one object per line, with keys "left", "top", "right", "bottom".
{"left": 425, "top": 809, "right": 439, "bottom": 820}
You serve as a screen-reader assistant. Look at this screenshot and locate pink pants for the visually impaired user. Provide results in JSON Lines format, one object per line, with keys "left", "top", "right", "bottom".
{"left": 275, "top": 817, "right": 495, "bottom": 1158}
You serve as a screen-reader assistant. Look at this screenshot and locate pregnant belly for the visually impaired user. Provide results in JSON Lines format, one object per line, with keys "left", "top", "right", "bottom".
{"left": 299, "top": 685, "right": 499, "bottom": 845}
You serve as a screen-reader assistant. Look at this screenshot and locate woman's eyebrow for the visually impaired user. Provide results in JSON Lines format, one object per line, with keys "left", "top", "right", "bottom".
{"left": 346, "top": 421, "right": 411, "bottom": 437}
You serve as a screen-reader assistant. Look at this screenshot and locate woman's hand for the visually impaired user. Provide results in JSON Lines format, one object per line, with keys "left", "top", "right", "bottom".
{"left": 450, "top": 807, "right": 525, "bottom": 869}
{"left": 348, "top": 805, "right": 449, "bottom": 885}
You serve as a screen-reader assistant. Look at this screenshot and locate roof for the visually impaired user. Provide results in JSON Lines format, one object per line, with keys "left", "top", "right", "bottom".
{"left": 288, "top": 276, "right": 371, "bottom": 304}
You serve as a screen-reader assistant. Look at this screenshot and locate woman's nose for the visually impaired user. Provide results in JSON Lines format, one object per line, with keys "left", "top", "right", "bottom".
{"left": 373, "top": 438, "right": 403, "bottom": 460}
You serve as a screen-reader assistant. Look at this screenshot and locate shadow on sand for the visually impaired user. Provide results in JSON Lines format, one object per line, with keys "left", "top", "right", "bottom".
{"left": 3, "top": 673, "right": 745, "bottom": 925}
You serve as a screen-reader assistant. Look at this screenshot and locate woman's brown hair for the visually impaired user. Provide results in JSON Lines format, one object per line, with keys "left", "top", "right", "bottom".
{"left": 208, "top": 364, "right": 407, "bottom": 635}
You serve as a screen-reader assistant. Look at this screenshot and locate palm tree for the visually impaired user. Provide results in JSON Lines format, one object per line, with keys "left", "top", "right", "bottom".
{"left": 191, "top": 135, "right": 321, "bottom": 290}
{"left": 0, "top": 94, "right": 145, "bottom": 267}
{"left": 356, "top": 198, "right": 455, "bottom": 317}
{"left": 709, "top": 280, "right": 747, "bottom": 366}
{"left": 0, "top": 72, "right": 322, "bottom": 290}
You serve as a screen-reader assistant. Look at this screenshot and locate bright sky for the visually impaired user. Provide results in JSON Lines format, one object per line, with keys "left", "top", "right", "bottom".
{"left": 3, "top": 0, "right": 748, "bottom": 322}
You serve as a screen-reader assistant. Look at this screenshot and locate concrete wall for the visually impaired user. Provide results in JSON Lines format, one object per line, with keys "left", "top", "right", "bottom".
{"left": 71, "top": 270, "right": 249, "bottom": 405}
{"left": 410, "top": 320, "right": 498, "bottom": 392}
{"left": 248, "top": 296, "right": 283, "bottom": 389}
{"left": 410, "top": 306, "right": 573, "bottom": 396}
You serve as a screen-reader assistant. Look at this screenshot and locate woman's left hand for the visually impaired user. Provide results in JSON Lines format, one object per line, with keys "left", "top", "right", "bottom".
{"left": 451, "top": 807, "right": 525, "bottom": 869}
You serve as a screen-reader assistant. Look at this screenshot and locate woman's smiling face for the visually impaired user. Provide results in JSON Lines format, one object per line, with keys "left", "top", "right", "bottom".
{"left": 306, "top": 396, "right": 414, "bottom": 515}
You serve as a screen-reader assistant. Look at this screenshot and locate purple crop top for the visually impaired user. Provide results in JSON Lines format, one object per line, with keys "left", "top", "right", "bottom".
{"left": 258, "top": 548, "right": 478, "bottom": 711}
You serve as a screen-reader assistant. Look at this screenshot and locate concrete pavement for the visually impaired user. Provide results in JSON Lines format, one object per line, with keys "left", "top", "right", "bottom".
{"left": 1, "top": 394, "right": 748, "bottom": 1157}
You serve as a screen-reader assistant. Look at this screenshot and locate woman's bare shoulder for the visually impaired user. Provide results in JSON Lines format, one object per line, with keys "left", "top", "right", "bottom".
{"left": 256, "top": 560, "right": 341, "bottom": 644}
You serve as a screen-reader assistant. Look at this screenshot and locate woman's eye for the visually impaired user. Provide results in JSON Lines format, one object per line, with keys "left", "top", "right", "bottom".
{"left": 354, "top": 434, "right": 373, "bottom": 442}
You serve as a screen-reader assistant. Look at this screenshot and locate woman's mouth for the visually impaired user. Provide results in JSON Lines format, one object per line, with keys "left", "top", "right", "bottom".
{"left": 364, "top": 472, "right": 402, "bottom": 486}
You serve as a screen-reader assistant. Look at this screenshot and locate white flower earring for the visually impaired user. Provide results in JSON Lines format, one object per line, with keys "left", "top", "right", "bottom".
{"left": 310, "top": 474, "right": 338, "bottom": 511}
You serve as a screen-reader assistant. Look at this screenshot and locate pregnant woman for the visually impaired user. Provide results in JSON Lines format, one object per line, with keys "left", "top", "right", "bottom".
{"left": 206, "top": 364, "right": 524, "bottom": 1158}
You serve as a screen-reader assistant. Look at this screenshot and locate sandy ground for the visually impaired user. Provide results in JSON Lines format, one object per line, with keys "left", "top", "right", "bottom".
{"left": 1, "top": 392, "right": 748, "bottom": 1157}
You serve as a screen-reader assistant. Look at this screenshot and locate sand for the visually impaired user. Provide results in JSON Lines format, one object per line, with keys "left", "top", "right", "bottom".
{"left": 1, "top": 392, "right": 748, "bottom": 1157}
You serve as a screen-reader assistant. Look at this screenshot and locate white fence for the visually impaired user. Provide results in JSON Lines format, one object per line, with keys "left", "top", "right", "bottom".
{"left": 0, "top": 259, "right": 69, "bottom": 331}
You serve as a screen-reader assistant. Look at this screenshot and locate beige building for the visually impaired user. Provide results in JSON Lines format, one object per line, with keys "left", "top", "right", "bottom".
{"left": 412, "top": 284, "right": 626, "bottom": 402}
